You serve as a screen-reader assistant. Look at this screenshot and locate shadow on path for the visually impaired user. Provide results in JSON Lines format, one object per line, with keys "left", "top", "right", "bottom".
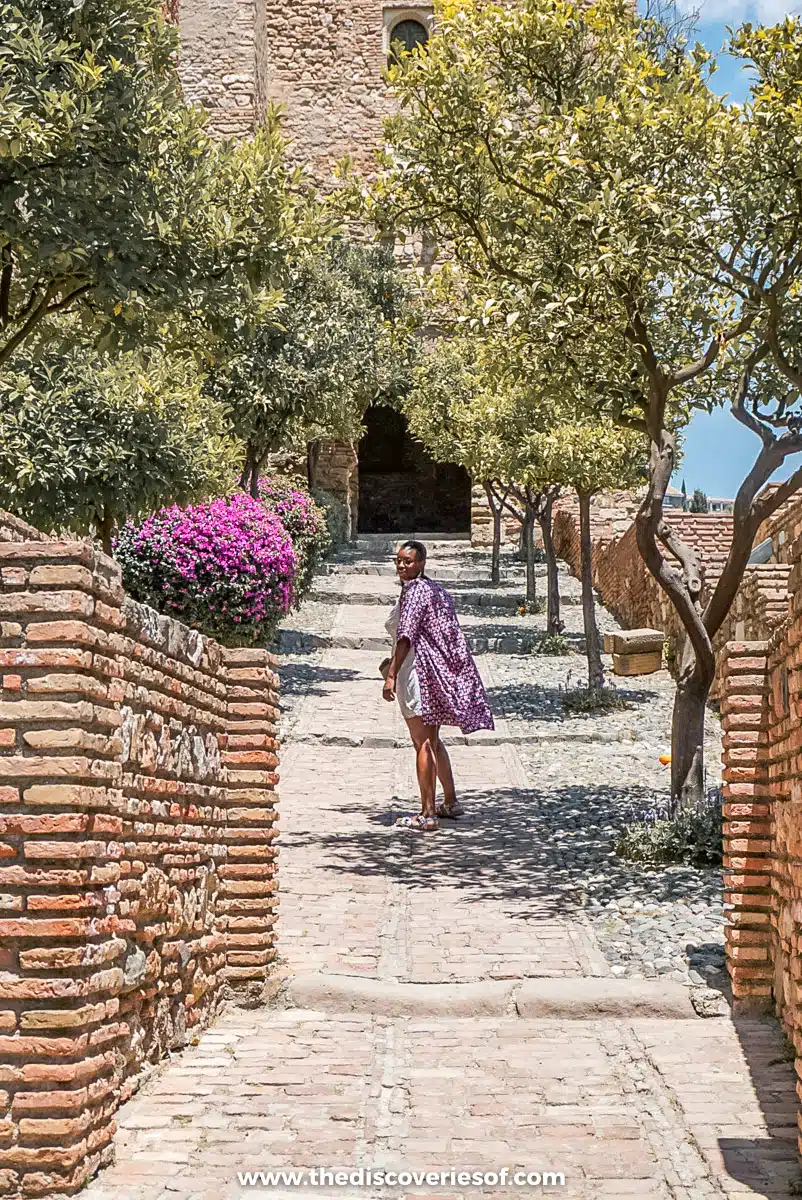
{"left": 721, "top": 1017, "right": 800, "bottom": 1195}
{"left": 284, "top": 782, "right": 719, "bottom": 919}
{"left": 486, "top": 680, "right": 655, "bottom": 721}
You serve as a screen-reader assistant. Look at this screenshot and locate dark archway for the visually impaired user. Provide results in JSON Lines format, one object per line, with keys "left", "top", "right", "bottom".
{"left": 357, "top": 407, "right": 471, "bottom": 534}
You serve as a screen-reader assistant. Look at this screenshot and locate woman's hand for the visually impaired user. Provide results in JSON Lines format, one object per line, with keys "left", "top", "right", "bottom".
{"left": 383, "top": 674, "right": 397, "bottom": 703}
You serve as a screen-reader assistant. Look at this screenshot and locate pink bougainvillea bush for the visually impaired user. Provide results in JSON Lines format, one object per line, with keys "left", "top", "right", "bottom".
{"left": 115, "top": 493, "right": 297, "bottom": 645}
{"left": 257, "top": 478, "right": 330, "bottom": 602}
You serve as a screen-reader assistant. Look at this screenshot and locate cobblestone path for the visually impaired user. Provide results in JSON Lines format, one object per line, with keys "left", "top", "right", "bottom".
{"left": 84, "top": 539, "right": 798, "bottom": 1200}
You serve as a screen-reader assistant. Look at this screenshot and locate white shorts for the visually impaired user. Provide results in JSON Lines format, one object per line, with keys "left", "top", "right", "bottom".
{"left": 396, "top": 653, "right": 423, "bottom": 721}
{"left": 385, "top": 599, "right": 423, "bottom": 721}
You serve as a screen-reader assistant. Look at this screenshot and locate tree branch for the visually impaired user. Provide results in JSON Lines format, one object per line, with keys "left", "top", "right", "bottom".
{"left": 0, "top": 285, "right": 58, "bottom": 370}
{"left": 0, "top": 251, "right": 12, "bottom": 328}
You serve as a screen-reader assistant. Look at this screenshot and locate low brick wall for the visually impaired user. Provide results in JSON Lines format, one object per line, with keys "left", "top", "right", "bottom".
{"left": 551, "top": 498, "right": 788, "bottom": 696}
{"left": 719, "top": 640, "right": 774, "bottom": 1005}
{"left": 0, "top": 538, "right": 279, "bottom": 1196}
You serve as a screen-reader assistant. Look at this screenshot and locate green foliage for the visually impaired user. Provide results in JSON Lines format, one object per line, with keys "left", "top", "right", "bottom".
{"left": 615, "top": 790, "right": 723, "bottom": 867}
{"left": 689, "top": 488, "right": 709, "bottom": 513}
{"left": 312, "top": 487, "right": 351, "bottom": 550}
{"left": 370, "top": 0, "right": 802, "bottom": 805}
{"left": 532, "top": 633, "right": 573, "bottom": 656}
{"left": 561, "top": 685, "right": 629, "bottom": 714}
{"left": 205, "top": 241, "right": 417, "bottom": 487}
{"left": 404, "top": 330, "right": 645, "bottom": 499}
{"left": 0, "top": 0, "right": 306, "bottom": 366}
{"left": 0, "top": 347, "right": 239, "bottom": 541}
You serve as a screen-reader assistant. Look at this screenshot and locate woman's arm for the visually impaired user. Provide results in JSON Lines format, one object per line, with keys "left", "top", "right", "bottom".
{"left": 383, "top": 636, "right": 411, "bottom": 702}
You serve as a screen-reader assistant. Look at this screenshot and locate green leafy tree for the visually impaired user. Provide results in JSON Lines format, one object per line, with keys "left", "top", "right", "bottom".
{"left": 0, "top": 1, "right": 301, "bottom": 366}
{"left": 205, "top": 241, "right": 417, "bottom": 496}
{"left": 689, "top": 488, "right": 709, "bottom": 514}
{"left": 0, "top": 347, "right": 239, "bottom": 549}
{"left": 405, "top": 329, "right": 643, "bottom": 683}
{"left": 371, "top": 0, "right": 802, "bottom": 807}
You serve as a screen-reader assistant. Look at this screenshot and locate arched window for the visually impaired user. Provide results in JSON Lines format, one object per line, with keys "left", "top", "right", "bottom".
{"left": 388, "top": 18, "right": 428, "bottom": 64}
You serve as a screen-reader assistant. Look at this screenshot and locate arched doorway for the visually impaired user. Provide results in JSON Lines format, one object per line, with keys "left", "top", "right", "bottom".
{"left": 357, "top": 406, "right": 471, "bottom": 533}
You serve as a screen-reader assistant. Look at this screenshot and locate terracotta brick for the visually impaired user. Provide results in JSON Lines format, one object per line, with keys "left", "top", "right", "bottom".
{"left": 0, "top": 534, "right": 279, "bottom": 1188}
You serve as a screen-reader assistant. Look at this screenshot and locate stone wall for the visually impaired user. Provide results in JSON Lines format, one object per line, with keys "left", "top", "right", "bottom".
{"left": 0, "top": 537, "right": 279, "bottom": 1197}
{"left": 314, "top": 440, "right": 359, "bottom": 542}
{"left": 175, "top": 0, "right": 431, "bottom": 179}
{"left": 469, "top": 487, "right": 522, "bottom": 549}
{"left": 175, "top": 0, "right": 258, "bottom": 137}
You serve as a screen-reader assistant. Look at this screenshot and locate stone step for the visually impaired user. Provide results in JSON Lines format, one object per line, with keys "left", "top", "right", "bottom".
{"left": 283, "top": 727, "right": 667, "bottom": 748}
{"left": 325, "top": 564, "right": 527, "bottom": 581}
{"left": 275, "top": 629, "right": 585, "bottom": 654}
{"left": 309, "top": 587, "right": 582, "bottom": 609}
{"left": 284, "top": 972, "right": 712, "bottom": 1019}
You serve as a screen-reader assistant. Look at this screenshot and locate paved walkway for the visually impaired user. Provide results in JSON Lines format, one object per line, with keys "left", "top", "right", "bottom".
{"left": 84, "top": 539, "right": 799, "bottom": 1200}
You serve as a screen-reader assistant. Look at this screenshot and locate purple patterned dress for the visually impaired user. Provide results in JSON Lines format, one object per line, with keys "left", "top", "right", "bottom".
{"left": 396, "top": 576, "right": 494, "bottom": 735}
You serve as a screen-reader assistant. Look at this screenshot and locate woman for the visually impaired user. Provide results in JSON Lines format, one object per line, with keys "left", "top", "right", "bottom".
{"left": 383, "top": 540, "right": 494, "bottom": 832}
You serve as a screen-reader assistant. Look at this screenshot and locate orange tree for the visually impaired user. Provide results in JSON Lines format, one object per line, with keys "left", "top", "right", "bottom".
{"left": 370, "top": 0, "right": 802, "bottom": 807}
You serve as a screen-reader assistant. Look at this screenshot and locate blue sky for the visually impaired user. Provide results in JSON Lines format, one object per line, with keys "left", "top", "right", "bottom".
{"left": 669, "top": 5, "right": 801, "bottom": 498}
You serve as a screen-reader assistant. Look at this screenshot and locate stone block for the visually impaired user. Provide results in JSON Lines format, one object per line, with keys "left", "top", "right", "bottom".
{"left": 604, "top": 628, "right": 664, "bottom": 655}
{"left": 612, "top": 650, "right": 663, "bottom": 676}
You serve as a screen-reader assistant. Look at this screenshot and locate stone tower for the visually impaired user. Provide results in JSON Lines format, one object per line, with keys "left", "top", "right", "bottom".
{"left": 176, "top": 0, "right": 434, "bottom": 177}
{"left": 176, "top": 0, "right": 475, "bottom": 537}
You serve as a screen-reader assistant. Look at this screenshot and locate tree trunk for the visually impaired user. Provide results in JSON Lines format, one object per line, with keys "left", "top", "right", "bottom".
{"left": 483, "top": 482, "right": 503, "bottom": 585}
{"left": 98, "top": 509, "right": 114, "bottom": 557}
{"left": 578, "top": 490, "right": 603, "bottom": 693}
{"left": 306, "top": 440, "right": 322, "bottom": 491}
{"left": 239, "top": 457, "right": 252, "bottom": 494}
{"left": 538, "top": 496, "right": 562, "bottom": 635}
{"left": 670, "top": 642, "right": 711, "bottom": 814}
{"left": 521, "top": 509, "right": 537, "bottom": 604}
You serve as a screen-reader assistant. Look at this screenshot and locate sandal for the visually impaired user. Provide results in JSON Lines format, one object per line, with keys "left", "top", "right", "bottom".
{"left": 395, "top": 814, "right": 439, "bottom": 833}
{"left": 436, "top": 802, "right": 465, "bottom": 819}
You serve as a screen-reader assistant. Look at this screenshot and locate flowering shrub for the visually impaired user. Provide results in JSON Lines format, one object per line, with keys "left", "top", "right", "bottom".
{"left": 615, "top": 788, "right": 723, "bottom": 867}
{"left": 258, "top": 478, "right": 330, "bottom": 601}
{"left": 115, "top": 493, "right": 296, "bottom": 645}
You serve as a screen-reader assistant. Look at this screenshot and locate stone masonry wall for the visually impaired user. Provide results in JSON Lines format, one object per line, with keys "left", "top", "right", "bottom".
{"left": 175, "top": 0, "right": 258, "bottom": 137}
{"left": 0, "top": 537, "right": 279, "bottom": 1197}
{"left": 175, "top": 0, "right": 432, "bottom": 178}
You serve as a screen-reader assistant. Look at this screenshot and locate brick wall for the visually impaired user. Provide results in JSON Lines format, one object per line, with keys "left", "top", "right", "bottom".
{"left": 718, "top": 515, "right": 802, "bottom": 1158}
{"left": 552, "top": 499, "right": 761, "bottom": 684}
{"left": 0, "top": 537, "right": 279, "bottom": 1197}
{"left": 719, "top": 641, "right": 774, "bottom": 1006}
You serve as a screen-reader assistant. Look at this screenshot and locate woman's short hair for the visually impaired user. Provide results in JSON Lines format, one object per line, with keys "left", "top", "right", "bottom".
{"left": 398, "top": 539, "right": 427, "bottom": 563}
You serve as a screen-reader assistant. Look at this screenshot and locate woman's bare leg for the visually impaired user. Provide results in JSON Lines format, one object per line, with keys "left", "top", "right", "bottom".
{"left": 405, "top": 718, "right": 457, "bottom": 814}
{"left": 433, "top": 736, "right": 457, "bottom": 806}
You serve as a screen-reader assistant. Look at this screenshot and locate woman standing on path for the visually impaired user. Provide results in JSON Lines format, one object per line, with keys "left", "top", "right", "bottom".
{"left": 383, "top": 540, "right": 494, "bottom": 832}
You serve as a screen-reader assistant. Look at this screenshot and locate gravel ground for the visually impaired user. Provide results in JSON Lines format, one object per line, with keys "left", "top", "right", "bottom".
{"left": 517, "top": 742, "right": 725, "bottom": 987}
